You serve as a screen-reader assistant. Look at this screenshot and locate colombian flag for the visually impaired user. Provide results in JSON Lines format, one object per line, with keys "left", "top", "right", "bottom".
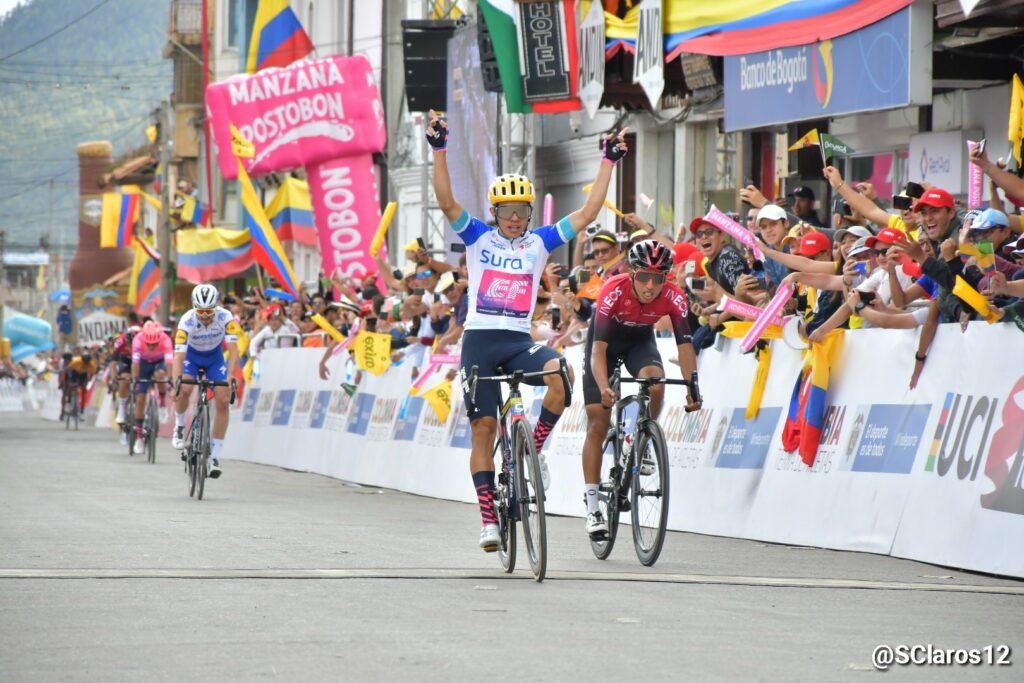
{"left": 100, "top": 193, "right": 139, "bottom": 248}
{"left": 128, "top": 238, "right": 160, "bottom": 316}
{"left": 176, "top": 192, "right": 207, "bottom": 226}
{"left": 265, "top": 177, "right": 316, "bottom": 246}
{"left": 231, "top": 124, "right": 301, "bottom": 298}
{"left": 176, "top": 227, "right": 254, "bottom": 284}
{"left": 781, "top": 330, "right": 844, "bottom": 466}
{"left": 246, "top": 0, "right": 314, "bottom": 74}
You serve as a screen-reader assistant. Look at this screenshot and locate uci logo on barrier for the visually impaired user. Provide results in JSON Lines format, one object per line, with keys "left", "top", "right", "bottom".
{"left": 925, "top": 378, "right": 1024, "bottom": 516}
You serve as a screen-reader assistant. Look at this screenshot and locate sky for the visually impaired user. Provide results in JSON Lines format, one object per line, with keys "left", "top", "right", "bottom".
{"left": 0, "top": 0, "right": 24, "bottom": 21}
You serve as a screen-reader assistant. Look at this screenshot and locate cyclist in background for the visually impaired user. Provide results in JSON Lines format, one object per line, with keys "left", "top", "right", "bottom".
{"left": 62, "top": 350, "right": 97, "bottom": 418}
{"left": 130, "top": 320, "right": 173, "bottom": 454}
{"left": 427, "top": 108, "right": 628, "bottom": 551}
{"left": 580, "top": 240, "right": 702, "bottom": 538}
{"left": 110, "top": 325, "right": 140, "bottom": 437}
{"left": 172, "top": 284, "right": 240, "bottom": 479}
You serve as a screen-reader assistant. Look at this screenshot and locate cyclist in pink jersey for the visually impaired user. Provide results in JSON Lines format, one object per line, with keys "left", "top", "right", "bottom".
{"left": 130, "top": 321, "right": 173, "bottom": 454}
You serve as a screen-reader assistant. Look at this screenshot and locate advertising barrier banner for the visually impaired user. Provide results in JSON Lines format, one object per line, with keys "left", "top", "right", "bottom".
{"left": 222, "top": 325, "right": 1024, "bottom": 578}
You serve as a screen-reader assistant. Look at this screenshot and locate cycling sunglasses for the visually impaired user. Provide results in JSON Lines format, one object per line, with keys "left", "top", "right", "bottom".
{"left": 195, "top": 307, "right": 215, "bottom": 315}
{"left": 415, "top": 270, "right": 434, "bottom": 279}
{"left": 494, "top": 204, "right": 533, "bottom": 221}
{"left": 634, "top": 271, "right": 666, "bottom": 285}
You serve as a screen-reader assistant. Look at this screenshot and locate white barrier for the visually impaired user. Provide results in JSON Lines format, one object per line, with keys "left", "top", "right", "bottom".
{"left": 223, "top": 324, "right": 1024, "bottom": 578}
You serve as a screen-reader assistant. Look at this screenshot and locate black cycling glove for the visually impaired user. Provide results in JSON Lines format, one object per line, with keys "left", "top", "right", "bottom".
{"left": 426, "top": 119, "right": 449, "bottom": 151}
{"left": 602, "top": 134, "right": 627, "bottom": 164}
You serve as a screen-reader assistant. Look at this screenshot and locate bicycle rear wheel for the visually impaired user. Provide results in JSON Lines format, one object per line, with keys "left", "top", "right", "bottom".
{"left": 631, "top": 421, "right": 670, "bottom": 566}
{"left": 196, "top": 405, "right": 210, "bottom": 501}
{"left": 186, "top": 411, "right": 199, "bottom": 497}
{"left": 513, "top": 420, "right": 546, "bottom": 582}
{"left": 146, "top": 396, "right": 157, "bottom": 463}
{"left": 590, "top": 437, "right": 622, "bottom": 560}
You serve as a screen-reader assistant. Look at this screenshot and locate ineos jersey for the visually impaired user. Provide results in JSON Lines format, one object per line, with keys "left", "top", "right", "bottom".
{"left": 593, "top": 273, "right": 692, "bottom": 344}
{"left": 451, "top": 209, "right": 574, "bottom": 334}
{"left": 174, "top": 307, "right": 241, "bottom": 353}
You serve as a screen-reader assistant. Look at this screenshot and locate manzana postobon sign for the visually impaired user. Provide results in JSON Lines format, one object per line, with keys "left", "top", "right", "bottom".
{"left": 722, "top": 7, "right": 931, "bottom": 131}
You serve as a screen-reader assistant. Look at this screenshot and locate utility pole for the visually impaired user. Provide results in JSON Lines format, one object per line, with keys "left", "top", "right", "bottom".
{"left": 157, "top": 102, "right": 173, "bottom": 325}
{"left": 0, "top": 230, "right": 6, "bottom": 340}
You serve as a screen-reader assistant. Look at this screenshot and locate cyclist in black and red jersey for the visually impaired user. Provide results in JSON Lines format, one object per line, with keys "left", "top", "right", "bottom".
{"left": 580, "top": 240, "right": 702, "bottom": 538}
{"left": 109, "top": 325, "right": 140, "bottom": 437}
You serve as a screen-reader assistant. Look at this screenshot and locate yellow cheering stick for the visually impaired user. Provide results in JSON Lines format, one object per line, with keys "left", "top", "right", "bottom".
{"left": 311, "top": 313, "right": 346, "bottom": 343}
{"left": 369, "top": 201, "right": 397, "bottom": 257}
{"left": 952, "top": 276, "right": 1001, "bottom": 324}
{"left": 581, "top": 183, "right": 625, "bottom": 218}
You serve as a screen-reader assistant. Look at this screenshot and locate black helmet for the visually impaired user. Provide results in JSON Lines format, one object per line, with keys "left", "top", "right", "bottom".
{"left": 627, "top": 239, "right": 673, "bottom": 273}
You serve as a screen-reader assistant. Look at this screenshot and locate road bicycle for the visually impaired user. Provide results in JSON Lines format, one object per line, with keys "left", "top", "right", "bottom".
{"left": 175, "top": 374, "right": 235, "bottom": 500}
{"left": 62, "top": 378, "right": 83, "bottom": 431}
{"left": 467, "top": 358, "right": 571, "bottom": 583}
{"left": 134, "top": 378, "right": 171, "bottom": 464}
{"left": 590, "top": 368, "right": 697, "bottom": 566}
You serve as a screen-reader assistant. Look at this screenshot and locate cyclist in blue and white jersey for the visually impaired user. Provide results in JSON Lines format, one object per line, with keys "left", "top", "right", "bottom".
{"left": 426, "top": 109, "right": 629, "bottom": 551}
{"left": 171, "top": 284, "right": 241, "bottom": 479}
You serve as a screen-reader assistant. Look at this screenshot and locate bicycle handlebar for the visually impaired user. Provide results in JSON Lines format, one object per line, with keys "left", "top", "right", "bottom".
{"left": 174, "top": 376, "right": 238, "bottom": 405}
{"left": 468, "top": 357, "right": 573, "bottom": 410}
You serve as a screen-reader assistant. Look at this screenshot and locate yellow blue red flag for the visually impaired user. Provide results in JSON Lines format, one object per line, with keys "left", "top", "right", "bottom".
{"left": 100, "top": 193, "right": 139, "bottom": 248}
{"left": 175, "top": 227, "right": 254, "bottom": 284}
{"left": 246, "top": 0, "right": 314, "bottom": 74}
{"left": 265, "top": 177, "right": 316, "bottom": 246}
{"left": 128, "top": 238, "right": 160, "bottom": 316}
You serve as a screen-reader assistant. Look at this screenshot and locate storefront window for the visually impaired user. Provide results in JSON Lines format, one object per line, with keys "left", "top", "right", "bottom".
{"left": 702, "top": 128, "right": 737, "bottom": 212}
{"left": 838, "top": 149, "right": 908, "bottom": 203}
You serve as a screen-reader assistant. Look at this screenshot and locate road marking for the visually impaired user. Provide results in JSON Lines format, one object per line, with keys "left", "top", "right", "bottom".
{"left": 0, "top": 568, "right": 1021, "bottom": 595}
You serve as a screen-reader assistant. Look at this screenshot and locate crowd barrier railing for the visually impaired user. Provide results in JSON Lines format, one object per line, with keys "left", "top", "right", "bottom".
{"left": 215, "top": 323, "right": 1022, "bottom": 578}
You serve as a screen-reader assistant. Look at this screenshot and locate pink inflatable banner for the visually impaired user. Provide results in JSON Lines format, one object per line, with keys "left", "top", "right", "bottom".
{"left": 722, "top": 296, "right": 787, "bottom": 327}
{"left": 740, "top": 282, "right": 793, "bottom": 352}
{"left": 205, "top": 56, "right": 386, "bottom": 179}
{"left": 704, "top": 205, "right": 765, "bottom": 261}
{"left": 308, "top": 154, "right": 381, "bottom": 281}
{"left": 967, "top": 141, "right": 983, "bottom": 210}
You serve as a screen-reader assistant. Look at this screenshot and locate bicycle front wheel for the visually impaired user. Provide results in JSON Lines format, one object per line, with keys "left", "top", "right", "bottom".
{"left": 630, "top": 421, "right": 670, "bottom": 566}
{"left": 196, "top": 405, "right": 210, "bottom": 501}
{"left": 590, "top": 436, "right": 621, "bottom": 561}
{"left": 513, "top": 420, "right": 546, "bottom": 582}
{"left": 146, "top": 396, "right": 157, "bottom": 464}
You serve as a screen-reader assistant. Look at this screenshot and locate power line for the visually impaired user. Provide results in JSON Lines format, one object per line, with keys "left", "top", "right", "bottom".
{"left": 0, "top": 0, "right": 117, "bottom": 63}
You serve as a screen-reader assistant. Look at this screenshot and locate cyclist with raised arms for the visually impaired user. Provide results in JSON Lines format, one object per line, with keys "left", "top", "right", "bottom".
{"left": 427, "top": 109, "right": 628, "bottom": 551}
{"left": 171, "top": 284, "right": 240, "bottom": 479}
{"left": 581, "top": 240, "right": 702, "bottom": 538}
{"left": 130, "top": 320, "right": 173, "bottom": 454}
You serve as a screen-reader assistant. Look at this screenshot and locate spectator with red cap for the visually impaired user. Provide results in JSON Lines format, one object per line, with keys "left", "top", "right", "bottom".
{"left": 249, "top": 303, "right": 301, "bottom": 358}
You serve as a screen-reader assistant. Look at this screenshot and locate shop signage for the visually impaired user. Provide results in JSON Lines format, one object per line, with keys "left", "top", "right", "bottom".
{"left": 633, "top": 0, "right": 663, "bottom": 109}
{"left": 723, "top": 7, "right": 930, "bottom": 131}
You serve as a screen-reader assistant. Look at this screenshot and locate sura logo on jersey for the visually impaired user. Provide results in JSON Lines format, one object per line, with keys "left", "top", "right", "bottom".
{"left": 477, "top": 271, "right": 533, "bottom": 318}
{"left": 480, "top": 248, "right": 525, "bottom": 271}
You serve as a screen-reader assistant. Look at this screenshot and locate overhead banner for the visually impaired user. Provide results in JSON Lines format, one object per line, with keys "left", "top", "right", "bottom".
{"left": 205, "top": 56, "right": 386, "bottom": 179}
{"left": 577, "top": 0, "right": 605, "bottom": 119}
{"left": 723, "top": 6, "right": 931, "bottom": 131}
{"left": 633, "top": 0, "right": 664, "bottom": 109}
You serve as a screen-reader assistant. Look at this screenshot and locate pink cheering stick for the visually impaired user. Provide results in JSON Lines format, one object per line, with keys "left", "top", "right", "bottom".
{"left": 543, "top": 193, "right": 554, "bottom": 225}
{"left": 722, "top": 296, "right": 787, "bottom": 327}
{"left": 409, "top": 353, "right": 461, "bottom": 395}
{"left": 704, "top": 205, "right": 765, "bottom": 261}
{"left": 740, "top": 282, "right": 794, "bottom": 352}
{"left": 967, "top": 141, "right": 983, "bottom": 209}
{"left": 330, "top": 319, "right": 360, "bottom": 356}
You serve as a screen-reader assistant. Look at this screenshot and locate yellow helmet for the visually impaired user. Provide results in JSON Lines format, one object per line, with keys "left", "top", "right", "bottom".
{"left": 488, "top": 174, "right": 535, "bottom": 205}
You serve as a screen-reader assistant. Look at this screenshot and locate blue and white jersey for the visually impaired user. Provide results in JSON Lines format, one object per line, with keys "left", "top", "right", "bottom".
{"left": 174, "top": 307, "right": 241, "bottom": 353}
{"left": 450, "top": 210, "right": 574, "bottom": 334}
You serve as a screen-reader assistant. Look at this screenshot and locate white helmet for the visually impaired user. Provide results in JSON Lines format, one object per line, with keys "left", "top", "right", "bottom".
{"left": 191, "top": 284, "right": 219, "bottom": 309}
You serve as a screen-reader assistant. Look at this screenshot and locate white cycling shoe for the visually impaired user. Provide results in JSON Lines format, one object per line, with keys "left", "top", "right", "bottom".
{"left": 115, "top": 405, "right": 127, "bottom": 424}
{"left": 132, "top": 438, "right": 145, "bottom": 455}
{"left": 171, "top": 426, "right": 185, "bottom": 450}
{"left": 586, "top": 511, "right": 609, "bottom": 537}
{"left": 208, "top": 459, "right": 222, "bottom": 479}
{"left": 538, "top": 452, "right": 551, "bottom": 492}
{"left": 479, "top": 524, "right": 499, "bottom": 552}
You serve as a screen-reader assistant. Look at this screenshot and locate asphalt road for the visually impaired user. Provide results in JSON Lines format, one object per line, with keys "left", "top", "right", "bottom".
{"left": 1, "top": 413, "right": 1021, "bottom": 681}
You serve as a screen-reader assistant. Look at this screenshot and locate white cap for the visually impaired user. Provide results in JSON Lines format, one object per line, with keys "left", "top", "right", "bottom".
{"left": 756, "top": 204, "right": 787, "bottom": 223}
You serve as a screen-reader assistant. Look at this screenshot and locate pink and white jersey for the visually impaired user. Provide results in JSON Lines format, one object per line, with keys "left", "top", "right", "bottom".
{"left": 132, "top": 332, "right": 173, "bottom": 364}
{"left": 450, "top": 209, "right": 574, "bottom": 334}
